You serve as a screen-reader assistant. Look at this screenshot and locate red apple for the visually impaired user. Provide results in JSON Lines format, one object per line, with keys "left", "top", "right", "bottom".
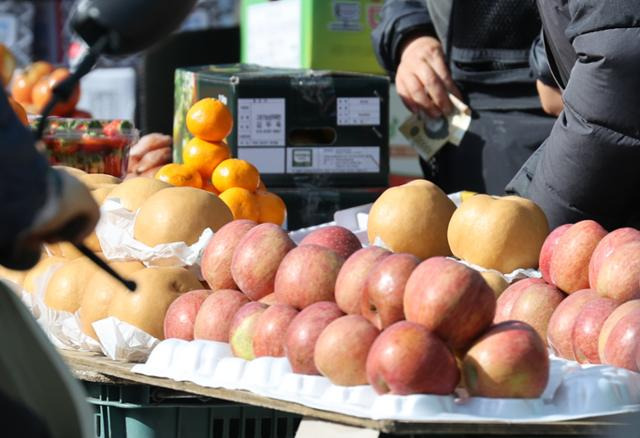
{"left": 193, "top": 289, "right": 250, "bottom": 342}
{"left": 589, "top": 227, "right": 640, "bottom": 289}
{"left": 361, "top": 253, "right": 419, "bottom": 329}
{"left": 334, "top": 247, "right": 391, "bottom": 314}
{"left": 366, "top": 320, "right": 459, "bottom": 395}
{"left": 258, "top": 293, "right": 279, "bottom": 305}
{"left": 163, "top": 289, "right": 211, "bottom": 340}
{"left": 572, "top": 297, "right": 617, "bottom": 364}
{"left": 284, "top": 301, "right": 344, "bottom": 375}
{"left": 602, "top": 307, "right": 640, "bottom": 372}
{"left": 462, "top": 321, "right": 549, "bottom": 398}
{"left": 494, "top": 278, "right": 546, "bottom": 324}
{"left": 252, "top": 304, "right": 299, "bottom": 358}
{"left": 228, "top": 301, "right": 268, "bottom": 360}
{"left": 404, "top": 257, "right": 496, "bottom": 352}
{"left": 509, "top": 282, "right": 566, "bottom": 344}
{"left": 231, "top": 223, "right": 296, "bottom": 301}
{"left": 599, "top": 299, "right": 640, "bottom": 362}
{"left": 549, "top": 220, "right": 607, "bottom": 293}
{"left": 539, "top": 224, "right": 572, "bottom": 283}
{"left": 274, "top": 244, "right": 344, "bottom": 309}
{"left": 547, "top": 289, "right": 598, "bottom": 359}
{"left": 595, "top": 240, "right": 640, "bottom": 302}
{"left": 201, "top": 219, "right": 257, "bottom": 290}
{"left": 299, "top": 225, "right": 362, "bottom": 260}
{"left": 314, "top": 315, "right": 380, "bottom": 386}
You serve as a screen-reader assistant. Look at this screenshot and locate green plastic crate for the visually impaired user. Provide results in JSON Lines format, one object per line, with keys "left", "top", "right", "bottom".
{"left": 83, "top": 382, "right": 301, "bottom": 438}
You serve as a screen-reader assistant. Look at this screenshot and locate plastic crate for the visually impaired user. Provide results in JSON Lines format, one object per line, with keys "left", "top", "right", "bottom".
{"left": 83, "top": 382, "right": 301, "bottom": 438}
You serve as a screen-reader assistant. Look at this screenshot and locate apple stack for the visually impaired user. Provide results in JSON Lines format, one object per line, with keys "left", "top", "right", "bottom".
{"left": 166, "top": 215, "right": 553, "bottom": 400}
{"left": 537, "top": 222, "right": 640, "bottom": 372}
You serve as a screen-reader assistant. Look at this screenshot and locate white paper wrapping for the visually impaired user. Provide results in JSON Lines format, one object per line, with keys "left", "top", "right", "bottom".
{"left": 96, "top": 199, "right": 213, "bottom": 270}
{"left": 92, "top": 317, "right": 158, "bottom": 362}
{"left": 133, "top": 339, "right": 640, "bottom": 423}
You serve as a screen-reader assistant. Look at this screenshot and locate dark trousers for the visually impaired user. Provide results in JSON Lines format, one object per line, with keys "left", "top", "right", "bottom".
{"left": 419, "top": 109, "right": 556, "bottom": 195}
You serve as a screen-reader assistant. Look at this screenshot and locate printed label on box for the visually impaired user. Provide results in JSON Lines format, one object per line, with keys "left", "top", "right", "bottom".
{"left": 329, "top": 1, "right": 362, "bottom": 32}
{"left": 337, "top": 97, "right": 380, "bottom": 126}
{"left": 238, "top": 98, "right": 286, "bottom": 147}
{"left": 238, "top": 148, "right": 285, "bottom": 174}
{"left": 246, "top": 0, "right": 301, "bottom": 68}
{"left": 287, "top": 147, "right": 379, "bottom": 173}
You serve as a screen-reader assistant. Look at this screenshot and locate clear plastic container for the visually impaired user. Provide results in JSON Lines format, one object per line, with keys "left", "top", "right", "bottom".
{"left": 34, "top": 117, "right": 139, "bottom": 177}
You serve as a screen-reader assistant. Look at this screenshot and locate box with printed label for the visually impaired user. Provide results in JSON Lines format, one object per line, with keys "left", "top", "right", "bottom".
{"left": 240, "top": 0, "right": 384, "bottom": 75}
{"left": 173, "top": 64, "right": 389, "bottom": 188}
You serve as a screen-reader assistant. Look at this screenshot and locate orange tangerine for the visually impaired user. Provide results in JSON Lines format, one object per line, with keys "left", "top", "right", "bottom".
{"left": 212, "top": 158, "right": 260, "bottom": 192}
{"left": 155, "top": 163, "right": 203, "bottom": 189}
{"left": 0, "top": 43, "right": 16, "bottom": 87}
{"left": 218, "top": 187, "right": 260, "bottom": 221}
{"left": 201, "top": 180, "right": 220, "bottom": 195}
{"left": 186, "top": 97, "right": 233, "bottom": 142}
{"left": 31, "top": 68, "right": 80, "bottom": 116}
{"left": 182, "top": 137, "right": 230, "bottom": 180}
{"left": 255, "top": 191, "right": 286, "bottom": 225}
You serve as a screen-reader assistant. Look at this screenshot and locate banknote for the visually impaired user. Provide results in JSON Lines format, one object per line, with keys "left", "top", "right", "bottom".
{"left": 399, "top": 93, "right": 472, "bottom": 161}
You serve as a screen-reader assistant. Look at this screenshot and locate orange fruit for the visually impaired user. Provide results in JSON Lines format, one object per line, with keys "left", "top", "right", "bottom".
{"left": 212, "top": 158, "right": 260, "bottom": 192}
{"left": 0, "top": 43, "right": 16, "bottom": 87}
{"left": 257, "top": 179, "right": 266, "bottom": 191}
{"left": 26, "top": 61, "right": 54, "bottom": 82}
{"left": 11, "top": 73, "right": 34, "bottom": 105}
{"left": 10, "top": 61, "right": 53, "bottom": 105}
{"left": 31, "top": 67, "right": 80, "bottom": 116}
{"left": 155, "top": 163, "right": 203, "bottom": 189}
{"left": 218, "top": 187, "right": 260, "bottom": 221}
{"left": 182, "top": 137, "right": 230, "bottom": 180}
{"left": 255, "top": 191, "right": 286, "bottom": 225}
{"left": 8, "top": 97, "right": 29, "bottom": 125}
{"left": 201, "top": 180, "right": 220, "bottom": 195}
{"left": 186, "top": 97, "right": 233, "bottom": 142}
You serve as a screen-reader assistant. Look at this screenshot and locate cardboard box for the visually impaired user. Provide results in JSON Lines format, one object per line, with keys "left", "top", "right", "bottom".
{"left": 240, "top": 0, "right": 384, "bottom": 74}
{"left": 174, "top": 64, "right": 389, "bottom": 188}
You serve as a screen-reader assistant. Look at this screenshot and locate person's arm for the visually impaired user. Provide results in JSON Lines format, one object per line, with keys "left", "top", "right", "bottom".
{"left": 371, "top": 0, "right": 461, "bottom": 118}
{"left": 530, "top": 32, "right": 563, "bottom": 116}
{"left": 526, "top": 2, "right": 640, "bottom": 229}
{"left": 371, "top": 0, "right": 434, "bottom": 74}
{"left": 0, "top": 87, "right": 99, "bottom": 270}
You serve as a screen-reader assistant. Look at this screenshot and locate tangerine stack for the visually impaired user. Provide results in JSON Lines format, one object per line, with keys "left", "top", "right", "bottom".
{"left": 155, "top": 98, "right": 286, "bottom": 226}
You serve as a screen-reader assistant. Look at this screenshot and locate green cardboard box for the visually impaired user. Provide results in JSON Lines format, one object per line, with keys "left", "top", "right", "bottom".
{"left": 240, "top": 0, "right": 384, "bottom": 74}
{"left": 173, "top": 64, "right": 389, "bottom": 188}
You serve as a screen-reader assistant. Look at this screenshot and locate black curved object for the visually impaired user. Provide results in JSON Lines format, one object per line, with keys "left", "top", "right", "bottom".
{"left": 70, "top": 0, "right": 198, "bottom": 56}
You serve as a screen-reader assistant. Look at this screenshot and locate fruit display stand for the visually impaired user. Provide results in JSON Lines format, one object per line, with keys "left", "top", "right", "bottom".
{"left": 60, "top": 349, "right": 634, "bottom": 438}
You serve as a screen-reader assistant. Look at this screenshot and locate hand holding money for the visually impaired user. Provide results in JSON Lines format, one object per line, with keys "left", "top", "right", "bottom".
{"left": 399, "top": 94, "right": 472, "bottom": 162}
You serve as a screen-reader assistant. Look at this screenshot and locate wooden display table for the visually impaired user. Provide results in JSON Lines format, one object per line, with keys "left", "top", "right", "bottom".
{"left": 60, "top": 349, "right": 635, "bottom": 437}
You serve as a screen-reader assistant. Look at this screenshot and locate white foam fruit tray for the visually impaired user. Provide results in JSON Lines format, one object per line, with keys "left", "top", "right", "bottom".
{"left": 132, "top": 339, "right": 640, "bottom": 423}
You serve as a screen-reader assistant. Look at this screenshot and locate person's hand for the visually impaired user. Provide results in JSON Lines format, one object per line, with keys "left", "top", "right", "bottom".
{"left": 7, "top": 169, "right": 100, "bottom": 269}
{"left": 536, "top": 80, "right": 563, "bottom": 117}
{"left": 127, "top": 133, "right": 172, "bottom": 178}
{"left": 396, "top": 35, "right": 462, "bottom": 118}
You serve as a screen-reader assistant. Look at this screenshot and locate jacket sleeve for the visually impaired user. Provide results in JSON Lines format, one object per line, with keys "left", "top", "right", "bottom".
{"left": 0, "top": 87, "right": 49, "bottom": 263}
{"left": 524, "top": 4, "right": 640, "bottom": 230}
{"left": 371, "top": 0, "right": 434, "bottom": 74}
{"left": 529, "top": 31, "right": 556, "bottom": 86}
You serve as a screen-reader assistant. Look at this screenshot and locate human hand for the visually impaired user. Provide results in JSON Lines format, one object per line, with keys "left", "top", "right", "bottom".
{"left": 535, "top": 80, "right": 563, "bottom": 117}
{"left": 396, "top": 35, "right": 462, "bottom": 118}
{"left": 127, "top": 133, "right": 172, "bottom": 177}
